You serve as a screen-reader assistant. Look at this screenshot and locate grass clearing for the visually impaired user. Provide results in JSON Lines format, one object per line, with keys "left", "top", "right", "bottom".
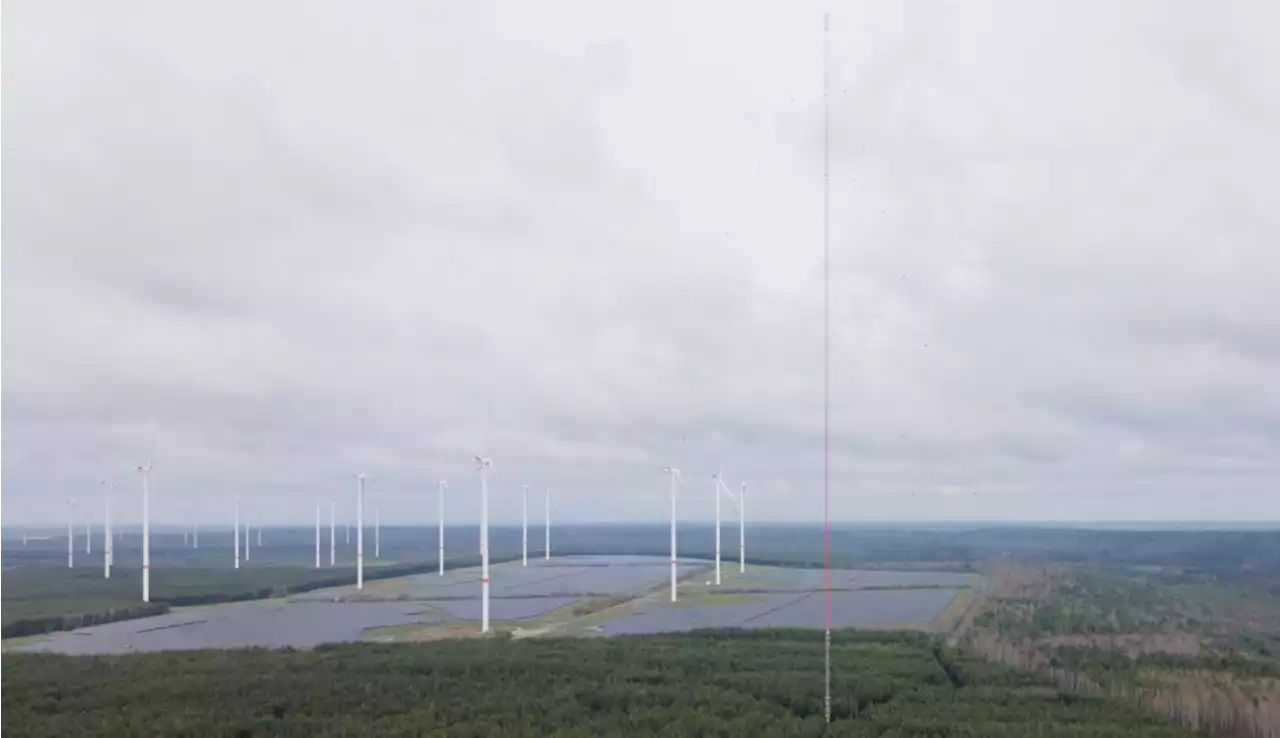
{"left": 674, "top": 593, "right": 762, "bottom": 608}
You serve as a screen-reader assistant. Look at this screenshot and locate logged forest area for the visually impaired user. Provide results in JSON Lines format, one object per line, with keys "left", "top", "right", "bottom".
{"left": 958, "top": 561, "right": 1280, "bottom": 738}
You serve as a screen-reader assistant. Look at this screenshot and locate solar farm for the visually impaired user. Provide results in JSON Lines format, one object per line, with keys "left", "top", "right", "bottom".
{"left": 17, "top": 555, "right": 979, "bottom": 654}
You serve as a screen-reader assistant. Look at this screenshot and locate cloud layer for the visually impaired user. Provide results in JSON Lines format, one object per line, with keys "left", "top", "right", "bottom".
{"left": 4, "top": 0, "right": 1278, "bottom": 525}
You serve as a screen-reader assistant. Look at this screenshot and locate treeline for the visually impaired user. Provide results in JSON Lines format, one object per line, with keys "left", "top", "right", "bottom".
{"left": 15, "top": 525, "right": 1279, "bottom": 581}
{"left": 1, "top": 602, "right": 170, "bottom": 639}
{"left": 0, "top": 630, "right": 1198, "bottom": 737}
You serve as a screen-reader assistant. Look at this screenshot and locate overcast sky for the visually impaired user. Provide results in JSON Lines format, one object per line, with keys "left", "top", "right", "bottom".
{"left": 4, "top": 0, "right": 1278, "bottom": 526}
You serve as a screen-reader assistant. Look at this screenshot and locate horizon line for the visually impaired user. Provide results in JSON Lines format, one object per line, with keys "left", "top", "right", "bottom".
{"left": 6, "top": 519, "right": 1279, "bottom": 530}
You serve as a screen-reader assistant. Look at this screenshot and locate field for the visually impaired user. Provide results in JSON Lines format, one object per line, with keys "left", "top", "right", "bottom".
{"left": 14, "top": 556, "right": 977, "bottom": 653}
{"left": 0, "top": 630, "right": 1200, "bottom": 737}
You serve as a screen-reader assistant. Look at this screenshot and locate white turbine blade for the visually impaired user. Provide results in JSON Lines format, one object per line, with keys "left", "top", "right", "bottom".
{"left": 723, "top": 479, "right": 739, "bottom": 504}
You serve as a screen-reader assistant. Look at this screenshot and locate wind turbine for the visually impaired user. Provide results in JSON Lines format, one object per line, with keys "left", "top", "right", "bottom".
{"left": 101, "top": 481, "right": 114, "bottom": 578}
{"left": 712, "top": 473, "right": 746, "bottom": 583}
{"left": 544, "top": 487, "right": 551, "bottom": 560}
{"left": 374, "top": 503, "right": 380, "bottom": 560}
{"left": 329, "top": 501, "right": 336, "bottom": 567}
{"left": 474, "top": 455, "right": 493, "bottom": 633}
{"left": 234, "top": 495, "right": 241, "bottom": 569}
{"left": 355, "top": 473, "right": 367, "bottom": 589}
{"left": 662, "top": 467, "right": 683, "bottom": 602}
{"left": 314, "top": 502, "right": 321, "bottom": 568}
{"left": 137, "top": 462, "right": 152, "bottom": 602}
{"left": 713, "top": 472, "right": 724, "bottom": 585}
{"left": 737, "top": 483, "right": 746, "bottom": 573}
{"left": 244, "top": 513, "right": 251, "bottom": 562}
{"left": 193, "top": 521, "right": 198, "bottom": 549}
{"left": 521, "top": 484, "right": 529, "bottom": 567}
{"left": 66, "top": 498, "right": 76, "bottom": 568}
{"left": 85, "top": 518, "right": 92, "bottom": 555}
{"left": 436, "top": 480, "right": 447, "bottom": 576}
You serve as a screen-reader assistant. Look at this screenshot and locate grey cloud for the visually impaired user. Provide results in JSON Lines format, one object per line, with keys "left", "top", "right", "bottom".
{"left": 3, "top": 0, "right": 1278, "bottom": 526}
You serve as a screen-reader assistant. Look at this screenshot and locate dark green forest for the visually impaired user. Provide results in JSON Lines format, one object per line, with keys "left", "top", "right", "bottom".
{"left": 1, "top": 630, "right": 1199, "bottom": 737}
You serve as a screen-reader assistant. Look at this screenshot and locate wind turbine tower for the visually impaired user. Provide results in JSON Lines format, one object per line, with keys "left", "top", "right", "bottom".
{"left": 66, "top": 498, "right": 76, "bottom": 568}
{"left": 102, "top": 481, "right": 114, "bottom": 578}
{"left": 544, "top": 487, "right": 551, "bottom": 560}
{"left": 329, "top": 501, "right": 337, "bottom": 567}
{"left": 314, "top": 502, "right": 321, "bottom": 568}
{"left": 663, "top": 467, "right": 683, "bottom": 602}
{"left": 713, "top": 472, "right": 724, "bottom": 586}
{"left": 713, "top": 473, "right": 746, "bottom": 583}
{"left": 137, "top": 462, "right": 152, "bottom": 602}
{"left": 355, "top": 473, "right": 366, "bottom": 589}
{"left": 739, "top": 483, "right": 746, "bottom": 573}
{"left": 437, "top": 480, "right": 447, "bottom": 576}
{"left": 521, "top": 484, "right": 529, "bottom": 567}
{"left": 474, "top": 455, "right": 493, "bottom": 633}
{"left": 234, "top": 495, "right": 241, "bottom": 569}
